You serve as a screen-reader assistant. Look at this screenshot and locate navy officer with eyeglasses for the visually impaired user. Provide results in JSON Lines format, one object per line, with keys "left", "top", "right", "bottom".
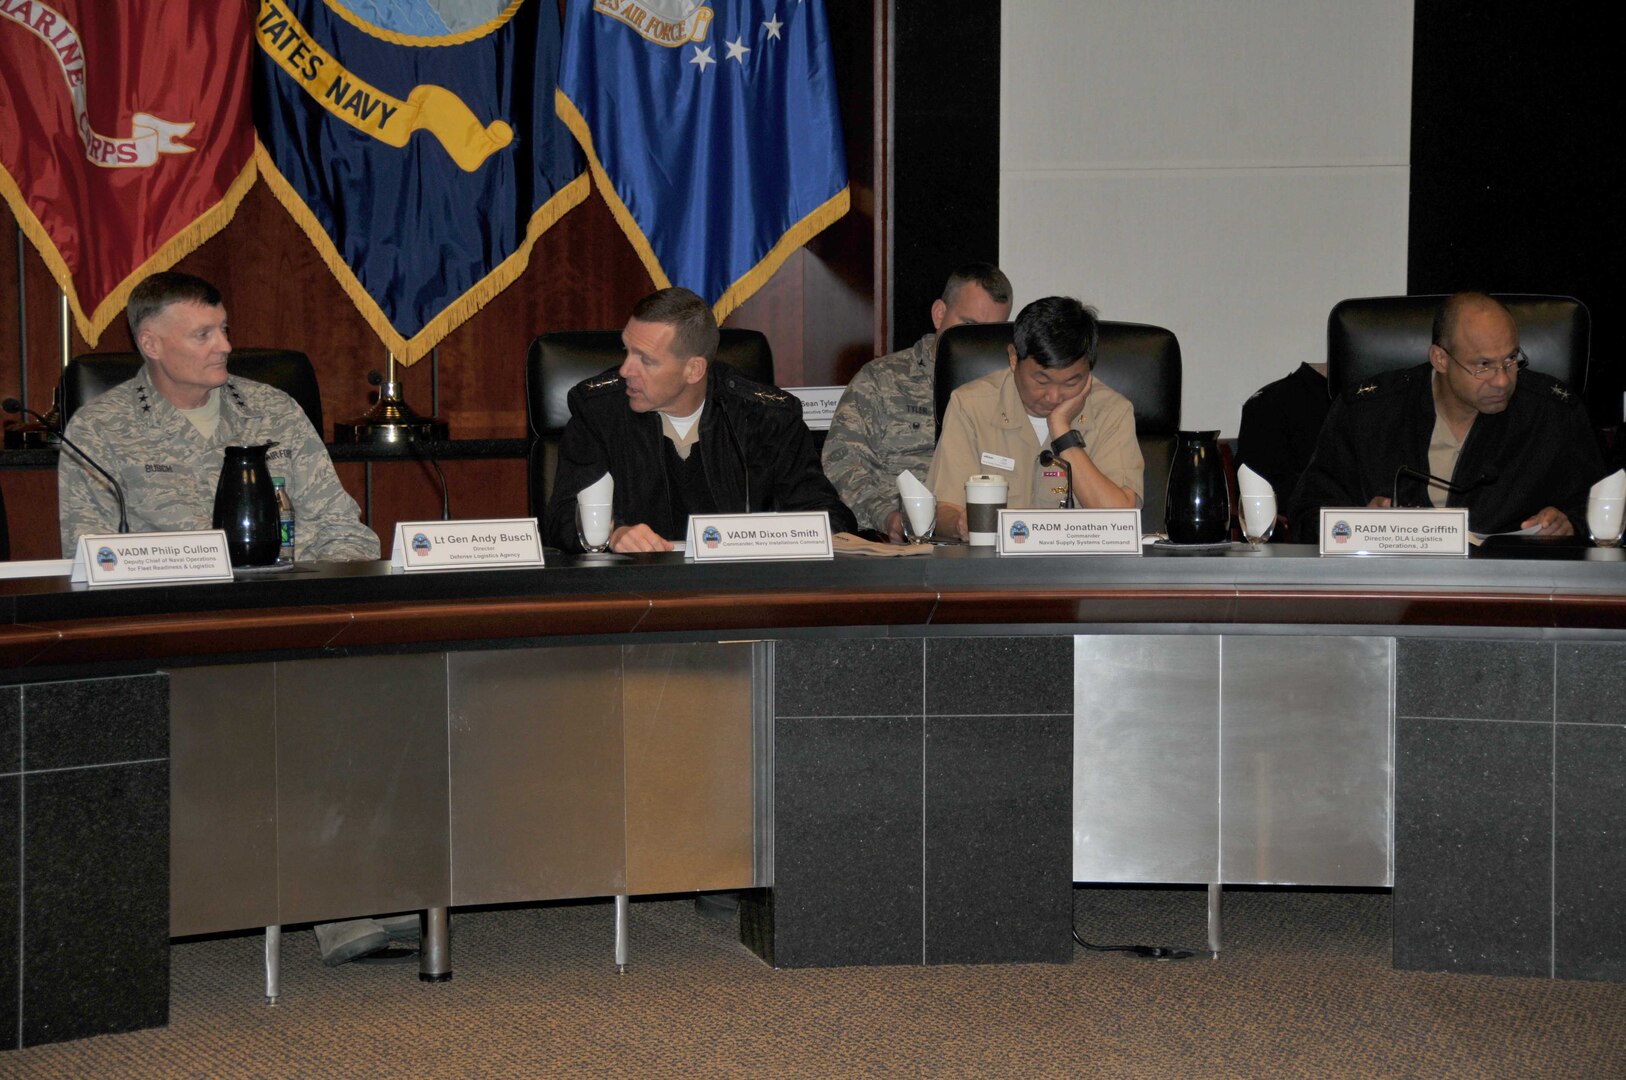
{"left": 1290, "top": 291, "right": 1607, "bottom": 540}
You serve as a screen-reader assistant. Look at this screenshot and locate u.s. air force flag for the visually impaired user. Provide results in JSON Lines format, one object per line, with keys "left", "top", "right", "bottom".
{"left": 253, "top": 0, "right": 588, "bottom": 365}
{"left": 0, "top": 0, "right": 256, "bottom": 344}
{"left": 556, "top": 0, "right": 849, "bottom": 321}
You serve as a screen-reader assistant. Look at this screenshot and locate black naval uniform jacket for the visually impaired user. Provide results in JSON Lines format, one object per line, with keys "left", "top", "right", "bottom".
{"left": 1235, "top": 363, "right": 1332, "bottom": 504}
{"left": 1289, "top": 363, "right": 1606, "bottom": 542}
{"left": 545, "top": 363, "right": 857, "bottom": 552}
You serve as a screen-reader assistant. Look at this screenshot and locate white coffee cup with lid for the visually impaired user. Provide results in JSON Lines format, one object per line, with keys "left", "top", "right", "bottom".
{"left": 965, "top": 474, "right": 1009, "bottom": 546}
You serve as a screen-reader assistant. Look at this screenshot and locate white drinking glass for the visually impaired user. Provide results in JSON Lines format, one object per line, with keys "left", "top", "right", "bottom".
{"left": 1240, "top": 494, "right": 1276, "bottom": 547}
{"left": 902, "top": 493, "right": 936, "bottom": 543}
{"left": 577, "top": 501, "right": 614, "bottom": 553}
{"left": 1587, "top": 496, "right": 1624, "bottom": 547}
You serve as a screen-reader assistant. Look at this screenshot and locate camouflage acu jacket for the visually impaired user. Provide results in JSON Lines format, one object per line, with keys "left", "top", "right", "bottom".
{"left": 821, "top": 333, "right": 937, "bottom": 532}
{"left": 57, "top": 366, "right": 379, "bottom": 561}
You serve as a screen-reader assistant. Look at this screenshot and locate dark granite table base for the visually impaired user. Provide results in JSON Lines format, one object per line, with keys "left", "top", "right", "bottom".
{"left": 744, "top": 637, "right": 1074, "bottom": 968}
{"left": 0, "top": 675, "right": 169, "bottom": 1049}
{"left": 1394, "top": 639, "right": 1626, "bottom": 981}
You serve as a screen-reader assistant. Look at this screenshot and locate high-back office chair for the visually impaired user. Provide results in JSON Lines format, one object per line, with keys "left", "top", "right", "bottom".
{"left": 62, "top": 349, "right": 325, "bottom": 433}
{"left": 524, "top": 329, "right": 774, "bottom": 514}
{"left": 1327, "top": 294, "right": 1590, "bottom": 398}
{"left": 934, "top": 322, "right": 1183, "bottom": 529}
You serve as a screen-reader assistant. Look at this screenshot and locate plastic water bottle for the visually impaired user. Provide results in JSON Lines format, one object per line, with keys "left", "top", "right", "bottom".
{"left": 273, "top": 477, "right": 295, "bottom": 562}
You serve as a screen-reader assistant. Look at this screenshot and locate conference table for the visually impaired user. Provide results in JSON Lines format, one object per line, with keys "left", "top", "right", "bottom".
{"left": 2, "top": 540, "right": 1622, "bottom": 1049}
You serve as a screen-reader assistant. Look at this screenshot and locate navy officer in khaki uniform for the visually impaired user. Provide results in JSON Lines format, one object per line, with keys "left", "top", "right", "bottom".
{"left": 926, "top": 296, "right": 1143, "bottom": 541}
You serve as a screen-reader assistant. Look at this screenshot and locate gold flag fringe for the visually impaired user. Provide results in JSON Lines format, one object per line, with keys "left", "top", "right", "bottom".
{"left": 555, "top": 89, "right": 850, "bottom": 325}
{"left": 711, "top": 185, "right": 849, "bottom": 324}
{"left": 555, "top": 89, "right": 670, "bottom": 292}
{"left": 0, "top": 155, "right": 258, "bottom": 346}
{"left": 253, "top": 141, "right": 590, "bottom": 366}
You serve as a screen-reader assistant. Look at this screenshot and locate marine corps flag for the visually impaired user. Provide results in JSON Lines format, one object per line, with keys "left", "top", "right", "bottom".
{"left": 253, "top": 0, "right": 588, "bottom": 364}
{"left": 557, "top": 0, "right": 849, "bottom": 320}
{"left": 0, "top": 0, "right": 256, "bottom": 344}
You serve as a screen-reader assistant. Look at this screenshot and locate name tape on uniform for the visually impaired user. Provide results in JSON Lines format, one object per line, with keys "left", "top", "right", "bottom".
{"left": 980, "top": 451, "right": 1016, "bottom": 472}
{"left": 1318, "top": 508, "right": 1469, "bottom": 556}
{"left": 392, "top": 518, "right": 544, "bottom": 572}
{"left": 686, "top": 511, "right": 833, "bottom": 562}
{"left": 72, "top": 530, "right": 235, "bottom": 586}
{"left": 997, "top": 509, "right": 1143, "bottom": 555}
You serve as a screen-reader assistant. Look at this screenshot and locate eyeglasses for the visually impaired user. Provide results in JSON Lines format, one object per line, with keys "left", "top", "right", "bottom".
{"left": 1440, "top": 346, "right": 1529, "bottom": 380}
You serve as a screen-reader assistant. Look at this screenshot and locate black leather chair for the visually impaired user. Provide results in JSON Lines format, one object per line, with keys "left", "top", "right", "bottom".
{"left": 61, "top": 349, "right": 325, "bottom": 432}
{"left": 1327, "top": 294, "right": 1589, "bottom": 397}
{"left": 934, "top": 321, "right": 1183, "bottom": 529}
{"left": 524, "top": 329, "right": 775, "bottom": 513}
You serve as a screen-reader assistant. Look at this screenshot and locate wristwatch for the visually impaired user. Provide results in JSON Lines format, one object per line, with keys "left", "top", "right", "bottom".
{"left": 1050, "top": 430, "right": 1085, "bottom": 456}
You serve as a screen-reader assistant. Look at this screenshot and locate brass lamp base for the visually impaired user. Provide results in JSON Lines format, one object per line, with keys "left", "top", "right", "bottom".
{"left": 4, "top": 404, "right": 61, "bottom": 449}
{"left": 333, "top": 381, "right": 449, "bottom": 444}
{"left": 4, "top": 422, "right": 57, "bottom": 449}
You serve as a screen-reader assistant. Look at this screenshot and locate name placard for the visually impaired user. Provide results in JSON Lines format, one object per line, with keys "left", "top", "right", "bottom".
{"left": 685, "top": 511, "right": 833, "bottom": 562}
{"left": 997, "top": 509, "right": 1143, "bottom": 555}
{"left": 1318, "top": 508, "right": 1470, "bottom": 556}
{"left": 785, "top": 386, "right": 844, "bottom": 431}
{"left": 391, "top": 518, "right": 544, "bottom": 572}
{"left": 71, "top": 530, "right": 234, "bottom": 587}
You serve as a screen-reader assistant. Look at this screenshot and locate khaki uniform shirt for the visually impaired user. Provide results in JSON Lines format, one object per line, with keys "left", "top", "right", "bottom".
{"left": 821, "top": 334, "right": 937, "bottom": 531}
{"left": 58, "top": 366, "right": 380, "bottom": 561}
{"left": 926, "top": 367, "right": 1144, "bottom": 509}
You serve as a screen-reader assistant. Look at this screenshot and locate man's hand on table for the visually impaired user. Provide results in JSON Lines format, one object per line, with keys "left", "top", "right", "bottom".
{"left": 610, "top": 524, "right": 673, "bottom": 553}
{"left": 1521, "top": 506, "right": 1574, "bottom": 537}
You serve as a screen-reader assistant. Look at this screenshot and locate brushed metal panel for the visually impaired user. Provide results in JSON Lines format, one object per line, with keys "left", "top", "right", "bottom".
{"left": 624, "top": 643, "right": 755, "bottom": 894}
{"left": 169, "top": 665, "right": 277, "bottom": 936}
{"left": 1074, "top": 636, "right": 1219, "bottom": 883}
{"left": 448, "top": 646, "right": 625, "bottom": 904}
{"left": 275, "top": 654, "right": 451, "bottom": 924}
{"left": 1220, "top": 636, "right": 1393, "bottom": 886}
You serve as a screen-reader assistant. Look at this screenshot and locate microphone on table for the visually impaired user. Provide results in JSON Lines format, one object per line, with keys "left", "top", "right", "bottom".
{"left": 1391, "top": 464, "right": 1498, "bottom": 509}
{"left": 369, "top": 371, "right": 450, "bottom": 521}
{"left": 1039, "top": 449, "right": 1076, "bottom": 509}
{"left": 4, "top": 397, "right": 129, "bottom": 533}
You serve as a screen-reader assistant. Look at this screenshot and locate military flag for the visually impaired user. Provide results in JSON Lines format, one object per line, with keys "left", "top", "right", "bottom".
{"left": 253, "top": 0, "right": 588, "bottom": 364}
{"left": 556, "top": 0, "right": 850, "bottom": 321}
{"left": 0, "top": 0, "right": 257, "bottom": 344}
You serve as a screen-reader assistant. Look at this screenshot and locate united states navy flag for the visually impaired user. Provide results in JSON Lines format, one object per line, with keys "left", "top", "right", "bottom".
{"left": 253, "top": 0, "right": 588, "bottom": 364}
{"left": 556, "top": 0, "right": 849, "bottom": 320}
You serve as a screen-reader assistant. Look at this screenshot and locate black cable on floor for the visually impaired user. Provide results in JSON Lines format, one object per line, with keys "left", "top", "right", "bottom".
{"left": 1072, "top": 925, "right": 1198, "bottom": 961}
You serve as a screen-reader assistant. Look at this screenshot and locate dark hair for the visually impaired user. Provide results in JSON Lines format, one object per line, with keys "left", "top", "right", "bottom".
{"left": 1013, "top": 296, "right": 1099, "bottom": 370}
{"left": 127, "top": 272, "right": 223, "bottom": 344}
{"left": 941, "top": 262, "right": 1013, "bottom": 308}
{"left": 631, "top": 287, "right": 720, "bottom": 362}
{"left": 1431, "top": 291, "right": 1510, "bottom": 349}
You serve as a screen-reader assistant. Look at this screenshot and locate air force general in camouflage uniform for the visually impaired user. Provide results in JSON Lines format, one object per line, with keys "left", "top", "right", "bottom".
{"left": 58, "top": 272, "right": 378, "bottom": 562}
{"left": 821, "top": 263, "right": 1012, "bottom": 539}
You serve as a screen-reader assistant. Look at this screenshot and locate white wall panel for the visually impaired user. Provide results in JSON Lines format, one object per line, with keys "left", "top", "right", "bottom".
{"left": 1000, "top": 0, "right": 1413, "bottom": 435}
{"left": 1002, "top": 166, "right": 1409, "bottom": 432}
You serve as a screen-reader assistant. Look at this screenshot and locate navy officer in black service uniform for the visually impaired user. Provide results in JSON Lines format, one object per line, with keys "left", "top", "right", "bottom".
{"left": 545, "top": 286, "right": 856, "bottom": 552}
{"left": 1290, "top": 291, "right": 1606, "bottom": 541}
